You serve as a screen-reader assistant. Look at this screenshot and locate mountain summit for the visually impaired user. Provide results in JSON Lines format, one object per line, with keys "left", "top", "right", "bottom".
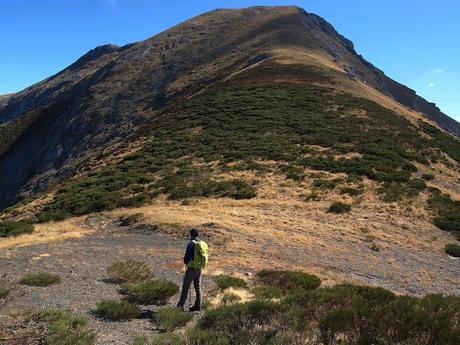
{"left": 1, "top": 7, "right": 460, "bottom": 338}
{"left": 0, "top": 6, "right": 459, "bottom": 211}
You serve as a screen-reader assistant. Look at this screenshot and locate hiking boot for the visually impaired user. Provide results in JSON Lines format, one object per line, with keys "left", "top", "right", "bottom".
{"left": 189, "top": 305, "right": 201, "bottom": 312}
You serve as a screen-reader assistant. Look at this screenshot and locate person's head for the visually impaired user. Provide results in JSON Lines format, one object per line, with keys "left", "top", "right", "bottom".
{"left": 189, "top": 228, "right": 199, "bottom": 239}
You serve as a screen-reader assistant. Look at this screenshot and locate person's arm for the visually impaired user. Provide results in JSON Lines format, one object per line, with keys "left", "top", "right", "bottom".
{"left": 183, "top": 241, "right": 195, "bottom": 265}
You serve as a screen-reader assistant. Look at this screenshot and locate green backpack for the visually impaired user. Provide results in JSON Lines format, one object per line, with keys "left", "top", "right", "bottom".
{"left": 188, "top": 240, "right": 208, "bottom": 269}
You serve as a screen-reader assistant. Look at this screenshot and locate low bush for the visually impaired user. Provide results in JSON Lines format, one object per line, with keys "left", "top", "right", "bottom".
{"left": 151, "top": 333, "right": 183, "bottom": 345}
{"left": 434, "top": 212, "right": 460, "bottom": 232}
{"left": 311, "top": 178, "right": 341, "bottom": 190}
{"left": 339, "top": 186, "right": 363, "bottom": 196}
{"left": 95, "top": 299, "right": 140, "bottom": 321}
{"left": 445, "top": 243, "right": 460, "bottom": 257}
{"left": 304, "top": 192, "right": 320, "bottom": 201}
{"left": 327, "top": 202, "right": 351, "bottom": 214}
{"left": 221, "top": 292, "right": 242, "bottom": 305}
{"left": 25, "top": 308, "right": 95, "bottom": 345}
{"left": 251, "top": 284, "right": 282, "bottom": 299}
{"left": 0, "top": 220, "right": 34, "bottom": 238}
{"left": 155, "top": 307, "right": 193, "bottom": 331}
{"left": 256, "top": 270, "right": 321, "bottom": 294}
{"left": 378, "top": 178, "right": 427, "bottom": 202}
{"left": 0, "top": 287, "right": 10, "bottom": 299}
{"left": 214, "top": 275, "right": 247, "bottom": 290}
{"left": 197, "top": 299, "right": 283, "bottom": 342}
{"left": 422, "top": 173, "right": 435, "bottom": 181}
{"left": 20, "top": 272, "right": 61, "bottom": 287}
{"left": 119, "top": 213, "right": 144, "bottom": 226}
{"left": 106, "top": 260, "right": 153, "bottom": 283}
{"left": 119, "top": 279, "right": 179, "bottom": 305}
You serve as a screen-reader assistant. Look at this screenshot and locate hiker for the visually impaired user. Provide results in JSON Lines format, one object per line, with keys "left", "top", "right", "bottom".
{"left": 177, "top": 228, "right": 208, "bottom": 311}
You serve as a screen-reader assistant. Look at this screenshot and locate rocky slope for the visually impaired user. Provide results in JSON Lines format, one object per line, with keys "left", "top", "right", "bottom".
{"left": 1, "top": 6, "right": 459, "bottom": 210}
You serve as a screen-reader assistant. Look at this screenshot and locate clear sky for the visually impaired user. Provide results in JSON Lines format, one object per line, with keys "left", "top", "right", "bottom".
{"left": 1, "top": 0, "right": 459, "bottom": 121}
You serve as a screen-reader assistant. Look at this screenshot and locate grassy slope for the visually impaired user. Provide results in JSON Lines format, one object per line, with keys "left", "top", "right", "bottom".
{"left": 15, "top": 80, "right": 455, "bottom": 234}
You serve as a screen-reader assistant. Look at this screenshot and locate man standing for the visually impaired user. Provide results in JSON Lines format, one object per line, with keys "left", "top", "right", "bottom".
{"left": 177, "top": 228, "right": 208, "bottom": 311}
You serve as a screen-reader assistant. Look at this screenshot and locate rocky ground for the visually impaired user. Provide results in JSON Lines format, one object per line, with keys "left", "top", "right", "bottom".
{"left": 0, "top": 216, "right": 211, "bottom": 344}
{"left": 1, "top": 194, "right": 459, "bottom": 344}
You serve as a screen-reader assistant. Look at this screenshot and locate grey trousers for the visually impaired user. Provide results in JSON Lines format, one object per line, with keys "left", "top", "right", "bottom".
{"left": 177, "top": 268, "right": 201, "bottom": 307}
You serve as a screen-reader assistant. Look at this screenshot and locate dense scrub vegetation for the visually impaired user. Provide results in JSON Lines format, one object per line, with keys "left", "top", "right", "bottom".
{"left": 182, "top": 270, "right": 460, "bottom": 345}
{"left": 0, "top": 220, "right": 33, "bottom": 237}
{"left": 25, "top": 83, "right": 459, "bottom": 222}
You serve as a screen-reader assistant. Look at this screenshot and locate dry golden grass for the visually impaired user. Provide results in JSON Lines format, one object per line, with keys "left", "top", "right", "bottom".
{"left": 0, "top": 217, "right": 93, "bottom": 250}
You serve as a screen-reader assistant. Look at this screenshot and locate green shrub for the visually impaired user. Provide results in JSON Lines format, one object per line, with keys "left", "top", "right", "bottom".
{"left": 156, "top": 307, "right": 193, "bottom": 331}
{"left": 20, "top": 272, "right": 61, "bottom": 287}
{"left": 151, "top": 333, "right": 183, "bottom": 345}
{"left": 25, "top": 309, "right": 95, "bottom": 345}
{"left": 119, "top": 279, "right": 179, "bottom": 305}
{"left": 214, "top": 275, "right": 247, "bottom": 290}
{"left": 256, "top": 270, "right": 321, "bottom": 294}
{"left": 119, "top": 213, "right": 144, "bottom": 226}
{"left": 106, "top": 260, "right": 153, "bottom": 283}
{"left": 0, "top": 220, "right": 33, "bottom": 237}
{"left": 252, "top": 284, "right": 283, "bottom": 299}
{"left": 312, "top": 178, "right": 341, "bottom": 190}
{"left": 95, "top": 299, "right": 140, "bottom": 321}
{"left": 197, "top": 300, "right": 283, "bottom": 341}
{"left": 221, "top": 292, "right": 242, "bottom": 305}
{"left": 422, "top": 173, "right": 435, "bottom": 181}
{"left": 378, "top": 178, "right": 427, "bottom": 202}
{"left": 304, "top": 192, "right": 320, "bottom": 201}
{"left": 434, "top": 212, "right": 460, "bottom": 232}
{"left": 327, "top": 202, "right": 351, "bottom": 213}
{"left": 339, "top": 186, "right": 364, "bottom": 196}
{"left": 0, "top": 287, "right": 10, "bottom": 299}
{"left": 445, "top": 243, "right": 460, "bottom": 257}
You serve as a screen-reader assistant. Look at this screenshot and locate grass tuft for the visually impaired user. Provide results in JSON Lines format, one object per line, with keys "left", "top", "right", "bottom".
{"left": 156, "top": 307, "right": 194, "bottom": 331}
{"left": 119, "top": 279, "right": 179, "bottom": 305}
{"left": 106, "top": 260, "right": 153, "bottom": 283}
{"left": 95, "top": 299, "right": 140, "bottom": 321}
{"left": 20, "top": 272, "right": 61, "bottom": 287}
{"left": 214, "top": 275, "right": 247, "bottom": 290}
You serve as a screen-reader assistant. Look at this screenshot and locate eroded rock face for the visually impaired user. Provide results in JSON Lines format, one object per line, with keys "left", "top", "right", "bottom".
{"left": 0, "top": 6, "right": 459, "bottom": 209}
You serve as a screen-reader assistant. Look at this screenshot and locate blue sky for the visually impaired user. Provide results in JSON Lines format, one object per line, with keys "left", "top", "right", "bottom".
{"left": 1, "top": 0, "right": 459, "bottom": 121}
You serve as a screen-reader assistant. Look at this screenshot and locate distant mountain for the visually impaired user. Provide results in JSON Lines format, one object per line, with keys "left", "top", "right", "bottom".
{"left": 0, "top": 5, "right": 459, "bottom": 211}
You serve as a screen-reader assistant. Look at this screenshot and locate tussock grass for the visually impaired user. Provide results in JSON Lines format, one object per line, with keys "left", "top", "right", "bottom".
{"left": 119, "top": 279, "right": 179, "bottom": 305}
{"left": 106, "top": 260, "right": 153, "bottom": 283}
{"left": 20, "top": 272, "right": 61, "bottom": 287}
{"left": 156, "top": 307, "right": 193, "bottom": 331}
{"left": 95, "top": 299, "right": 140, "bottom": 321}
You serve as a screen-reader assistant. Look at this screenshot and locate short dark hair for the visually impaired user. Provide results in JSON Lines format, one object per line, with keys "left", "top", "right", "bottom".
{"left": 189, "top": 228, "right": 199, "bottom": 237}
